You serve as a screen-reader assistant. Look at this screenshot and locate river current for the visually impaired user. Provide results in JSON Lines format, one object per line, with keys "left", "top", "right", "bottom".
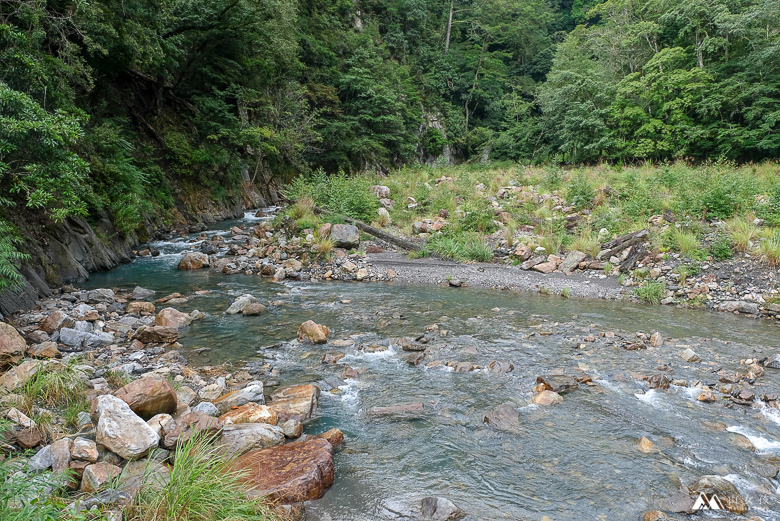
{"left": 83, "top": 211, "right": 780, "bottom": 520}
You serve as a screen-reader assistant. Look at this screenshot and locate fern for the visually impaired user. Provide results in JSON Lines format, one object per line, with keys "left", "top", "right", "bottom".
{"left": 0, "top": 220, "right": 28, "bottom": 291}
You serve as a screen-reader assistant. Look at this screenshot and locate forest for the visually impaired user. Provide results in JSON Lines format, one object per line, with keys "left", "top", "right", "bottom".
{"left": 0, "top": 0, "right": 779, "bottom": 288}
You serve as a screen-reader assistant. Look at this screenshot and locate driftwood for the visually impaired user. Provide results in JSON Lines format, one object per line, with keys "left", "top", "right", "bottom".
{"left": 313, "top": 207, "right": 420, "bottom": 252}
{"left": 597, "top": 229, "right": 649, "bottom": 261}
{"left": 619, "top": 244, "right": 648, "bottom": 273}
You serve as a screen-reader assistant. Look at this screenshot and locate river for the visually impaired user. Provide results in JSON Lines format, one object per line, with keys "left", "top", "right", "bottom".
{"left": 83, "top": 210, "right": 780, "bottom": 520}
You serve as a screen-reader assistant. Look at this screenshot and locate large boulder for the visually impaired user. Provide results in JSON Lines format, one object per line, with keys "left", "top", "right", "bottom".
{"left": 0, "top": 322, "right": 26, "bottom": 368}
{"left": 420, "top": 497, "right": 467, "bottom": 520}
{"left": 28, "top": 341, "right": 60, "bottom": 358}
{"left": 80, "top": 462, "right": 121, "bottom": 494}
{"left": 217, "top": 423, "right": 285, "bottom": 457}
{"left": 329, "top": 224, "right": 360, "bottom": 248}
{"left": 114, "top": 375, "right": 178, "bottom": 420}
{"left": 39, "top": 310, "right": 74, "bottom": 335}
{"left": 268, "top": 384, "right": 319, "bottom": 423}
{"left": 132, "top": 326, "right": 178, "bottom": 344}
{"left": 211, "top": 383, "right": 265, "bottom": 414}
{"left": 126, "top": 301, "right": 155, "bottom": 314}
{"left": 233, "top": 438, "right": 334, "bottom": 503}
{"left": 219, "top": 403, "right": 277, "bottom": 426}
{"left": 155, "top": 308, "right": 191, "bottom": 329}
{"left": 297, "top": 321, "right": 329, "bottom": 343}
{"left": 88, "top": 289, "right": 115, "bottom": 304}
{"left": 178, "top": 252, "right": 209, "bottom": 270}
{"left": 690, "top": 475, "right": 748, "bottom": 514}
{"left": 94, "top": 395, "right": 160, "bottom": 461}
{"left": 226, "top": 295, "right": 257, "bottom": 315}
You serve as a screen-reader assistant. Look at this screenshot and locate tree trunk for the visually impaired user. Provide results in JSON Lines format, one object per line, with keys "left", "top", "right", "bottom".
{"left": 445, "top": 0, "right": 454, "bottom": 55}
{"left": 313, "top": 207, "right": 420, "bottom": 252}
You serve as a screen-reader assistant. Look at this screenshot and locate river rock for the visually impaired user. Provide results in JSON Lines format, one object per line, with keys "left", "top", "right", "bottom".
{"left": 698, "top": 389, "right": 716, "bottom": 402}
{"left": 483, "top": 404, "right": 522, "bottom": 433}
{"left": 0, "top": 322, "right": 26, "bottom": 367}
{"left": 297, "top": 320, "right": 329, "bottom": 343}
{"left": 95, "top": 395, "right": 160, "bottom": 460}
{"left": 17, "top": 427, "right": 42, "bottom": 448}
{"left": 29, "top": 444, "right": 54, "bottom": 471}
{"left": 690, "top": 475, "right": 748, "bottom": 514}
{"left": 644, "top": 511, "right": 669, "bottom": 521}
{"left": 71, "top": 437, "right": 99, "bottom": 462}
{"left": 8, "top": 407, "right": 35, "bottom": 428}
{"left": 81, "top": 462, "right": 121, "bottom": 494}
{"left": 226, "top": 295, "right": 257, "bottom": 315}
{"left": 420, "top": 497, "right": 466, "bottom": 521}
{"left": 88, "top": 289, "right": 115, "bottom": 304}
{"left": 28, "top": 341, "right": 61, "bottom": 358}
{"left": 217, "top": 423, "right": 285, "bottom": 457}
{"left": 242, "top": 303, "right": 267, "bottom": 316}
{"left": 638, "top": 437, "right": 654, "bottom": 453}
{"left": 368, "top": 402, "right": 425, "bottom": 418}
{"left": 318, "top": 223, "right": 332, "bottom": 238}
{"left": 192, "top": 401, "right": 220, "bottom": 416}
{"left": 178, "top": 252, "right": 209, "bottom": 270}
{"left": 198, "top": 383, "right": 226, "bottom": 401}
{"left": 322, "top": 352, "right": 345, "bottom": 364}
{"left": 487, "top": 361, "right": 514, "bottom": 373}
{"left": 234, "top": 438, "right": 334, "bottom": 503}
{"left": 132, "top": 325, "right": 178, "bottom": 344}
{"left": 147, "top": 413, "right": 176, "bottom": 438}
{"left": 647, "top": 374, "right": 671, "bottom": 390}
{"left": 718, "top": 300, "right": 759, "bottom": 314}
{"left": 212, "top": 383, "right": 265, "bottom": 413}
{"left": 533, "top": 390, "right": 563, "bottom": 406}
{"left": 536, "top": 375, "right": 578, "bottom": 394}
{"left": 314, "top": 428, "right": 344, "bottom": 447}
{"left": 559, "top": 250, "right": 587, "bottom": 273}
{"left": 162, "top": 411, "right": 222, "bottom": 449}
{"left": 126, "top": 301, "right": 155, "bottom": 314}
{"left": 681, "top": 348, "right": 701, "bottom": 363}
{"left": 155, "top": 308, "right": 191, "bottom": 328}
{"left": 280, "top": 419, "right": 303, "bottom": 438}
{"left": 762, "top": 354, "right": 780, "bottom": 368}
{"left": 131, "top": 287, "right": 156, "bottom": 300}
{"left": 219, "top": 403, "right": 277, "bottom": 426}
{"left": 330, "top": 224, "right": 360, "bottom": 248}
{"left": 269, "top": 384, "right": 319, "bottom": 422}
{"left": 51, "top": 438, "right": 73, "bottom": 472}
{"left": 119, "top": 460, "right": 170, "bottom": 496}
{"left": 114, "top": 375, "right": 178, "bottom": 420}
{"left": 39, "top": 310, "right": 74, "bottom": 334}
{"left": 0, "top": 360, "right": 40, "bottom": 391}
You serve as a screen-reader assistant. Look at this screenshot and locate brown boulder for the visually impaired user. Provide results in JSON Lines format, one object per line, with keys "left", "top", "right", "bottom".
{"left": 81, "top": 462, "right": 121, "bottom": 493}
{"left": 487, "top": 361, "right": 514, "bottom": 373}
{"left": 155, "top": 308, "right": 191, "bottom": 329}
{"left": 39, "top": 310, "right": 74, "bottom": 335}
{"left": 219, "top": 403, "right": 278, "bottom": 426}
{"left": 533, "top": 390, "right": 563, "bottom": 406}
{"left": 17, "top": 427, "right": 42, "bottom": 448}
{"left": 269, "top": 384, "right": 320, "bottom": 423}
{"left": 28, "top": 341, "right": 60, "bottom": 358}
{"left": 690, "top": 475, "right": 748, "bottom": 514}
{"left": 178, "top": 252, "right": 209, "bottom": 270}
{"left": 483, "top": 404, "right": 522, "bottom": 433}
{"left": 233, "top": 438, "right": 334, "bottom": 503}
{"left": 242, "top": 303, "right": 268, "bottom": 316}
{"left": 126, "top": 301, "right": 155, "bottom": 314}
{"left": 114, "top": 375, "right": 178, "bottom": 420}
{"left": 133, "top": 326, "right": 178, "bottom": 343}
{"left": 297, "top": 321, "right": 329, "bottom": 343}
{"left": 0, "top": 322, "right": 26, "bottom": 368}
{"left": 314, "top": 428, "right": 344, "bottom": 447}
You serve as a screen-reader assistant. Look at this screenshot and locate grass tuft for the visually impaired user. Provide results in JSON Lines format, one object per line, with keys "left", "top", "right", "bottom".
{"left": 634, "top": 280, "right": 667, "bottom": 305}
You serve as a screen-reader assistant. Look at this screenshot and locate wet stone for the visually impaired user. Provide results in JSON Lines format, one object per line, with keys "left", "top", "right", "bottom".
{"left": 536, "top": 374, "right": 578, "bottom": 394}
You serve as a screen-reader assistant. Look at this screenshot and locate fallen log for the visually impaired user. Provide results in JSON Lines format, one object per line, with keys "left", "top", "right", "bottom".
{"left": 619, "top": 243, "right": 647, "bottom": 273}
{"left": 313, "top": 207, "right": 420, "bottom": 252}
{"left": 597, "top": 229, "right": 649, "bottom": 261}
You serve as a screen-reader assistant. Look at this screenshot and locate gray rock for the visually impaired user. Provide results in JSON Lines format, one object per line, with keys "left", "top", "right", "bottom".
{"left": 28, "top": 445, "right": 54, "bottom": 471}
{"left": 114, "top": 362, "right": 143, "bottom": 375}
{"left": 131, "top": 287, "right": 156, "bottom": 300}
{"left": 59, "top": 328, "right": 114, "bottom": 349}
{"left": 420, "top": 497, "right": 466, "bottom": 520}
{"left": 192, "top": 402, "right": 220, "bottom": 417}
{"left": 211, "top": 383, "right": 265, "bottom": 413}
{"left": 88, "top": 289, "right": 115, "bottom": 304}
{"left": 216, "top": 423, "right": 285, "bottom": 457}
{"left": 329, "top": 224, "right": 360, "bottom": 248}
{"left": 559, "top": 250, "right": 587, "bottom": 273}
{"left": 77, "top": 411, "right": 92, "bottom": 428}
{"left": 762, "top": 354, "right": 780, "bottom": 369}
{"left": 483, "top": 404, "right": 522, "bottom": 434}
{"left": 718, "top": 300, "right": 759, "bottom": 314}
{"left": 280, "top": 419, "right": 303, "bottom": 438}
{"left": 681, "top": 348, "right": 701, "bottom": 363}
{"left": 95, "top": 395, "right": 160, "bottom": 461}
{"left": 226, "top": 294, "right": 257, "bottom": 315}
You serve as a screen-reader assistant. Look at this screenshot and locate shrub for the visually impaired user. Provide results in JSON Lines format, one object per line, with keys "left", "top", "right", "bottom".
{"left": 427, "top": 232, "right": 493, "bottom": 262}
{"left": 727, "top": 217, "right": 758, "bottom": 252}
{"left": 710, "top": 235, "right": 733, "bottom": 260}
{"left": 422, "top": 127, "right": 447, "bottom": 157}
{"left": 128, "top": 431, "right": 285, "bottom": 521}
{"left": 635, "top": 280, "right": 667, "bottom": 305}
{"left": 566, "top": 172, "right": 595, "bottom": 210}
{"left": 458, "top": 204, "right": 498, "bottom": 234}
{"left": 284, "top": 169, "right": 379, "bottom": 223}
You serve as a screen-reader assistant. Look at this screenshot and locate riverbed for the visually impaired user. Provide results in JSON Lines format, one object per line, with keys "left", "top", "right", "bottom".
{"left": 83, "top": 211, "right": 780, "bottom": 520}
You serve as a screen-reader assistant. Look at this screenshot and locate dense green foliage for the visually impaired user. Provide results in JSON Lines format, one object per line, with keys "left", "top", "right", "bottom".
{"left": 0, "top": 0, "right": 778, "bottom": 287}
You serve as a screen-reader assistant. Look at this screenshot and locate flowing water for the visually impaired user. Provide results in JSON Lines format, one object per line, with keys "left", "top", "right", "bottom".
{"left": 84, "top": 211, "right": 780, "bottom": 520}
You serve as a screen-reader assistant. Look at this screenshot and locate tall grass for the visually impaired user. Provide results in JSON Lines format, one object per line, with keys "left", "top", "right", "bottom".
{"left": 760, "top": 232, "right": 780, "bottom": 266}
{"left": 635, "top": 281, "right": 667, "bottom": 305}
{"left": 428, "top": 233, "right": 493, "bottom": 262}
{"left": 128, "top": 432, "right": 285, "bottom": 521}
{"left": 727, "top": 216, "right": 758, "bottom": 252}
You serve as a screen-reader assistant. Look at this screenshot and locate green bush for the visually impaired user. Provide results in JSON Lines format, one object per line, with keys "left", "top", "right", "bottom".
{"left": 422, "top": 127, "right": 447, "bottom": 157}
{"left": 284, "top": 169, "right": 379, "bottom": 223}
{"left": 635, "top": 280, "right": 667, "bottom": 305}
{"left": 710, "top": 235, "right": 733, "bottom": 260}
{"left": 458, "top": 204, "right": 498, "bottom": 234}
{"left": 566, "top": 172, "right": 595, "bottom": 210}
{"left": 428, "top": 232, "right": 493, "bottom": 262}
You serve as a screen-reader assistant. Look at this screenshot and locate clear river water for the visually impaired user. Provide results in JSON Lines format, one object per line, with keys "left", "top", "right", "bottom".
{"left": 83, "top": 211, "right": 780, "bottom": 521}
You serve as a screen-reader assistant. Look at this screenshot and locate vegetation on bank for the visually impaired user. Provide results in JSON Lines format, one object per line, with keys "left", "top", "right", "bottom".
{"left": 1, "top": 0, "right": 778, "bottom": 291}
{"left": 284, "top": 161, "right": 780, "bottom": 270}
